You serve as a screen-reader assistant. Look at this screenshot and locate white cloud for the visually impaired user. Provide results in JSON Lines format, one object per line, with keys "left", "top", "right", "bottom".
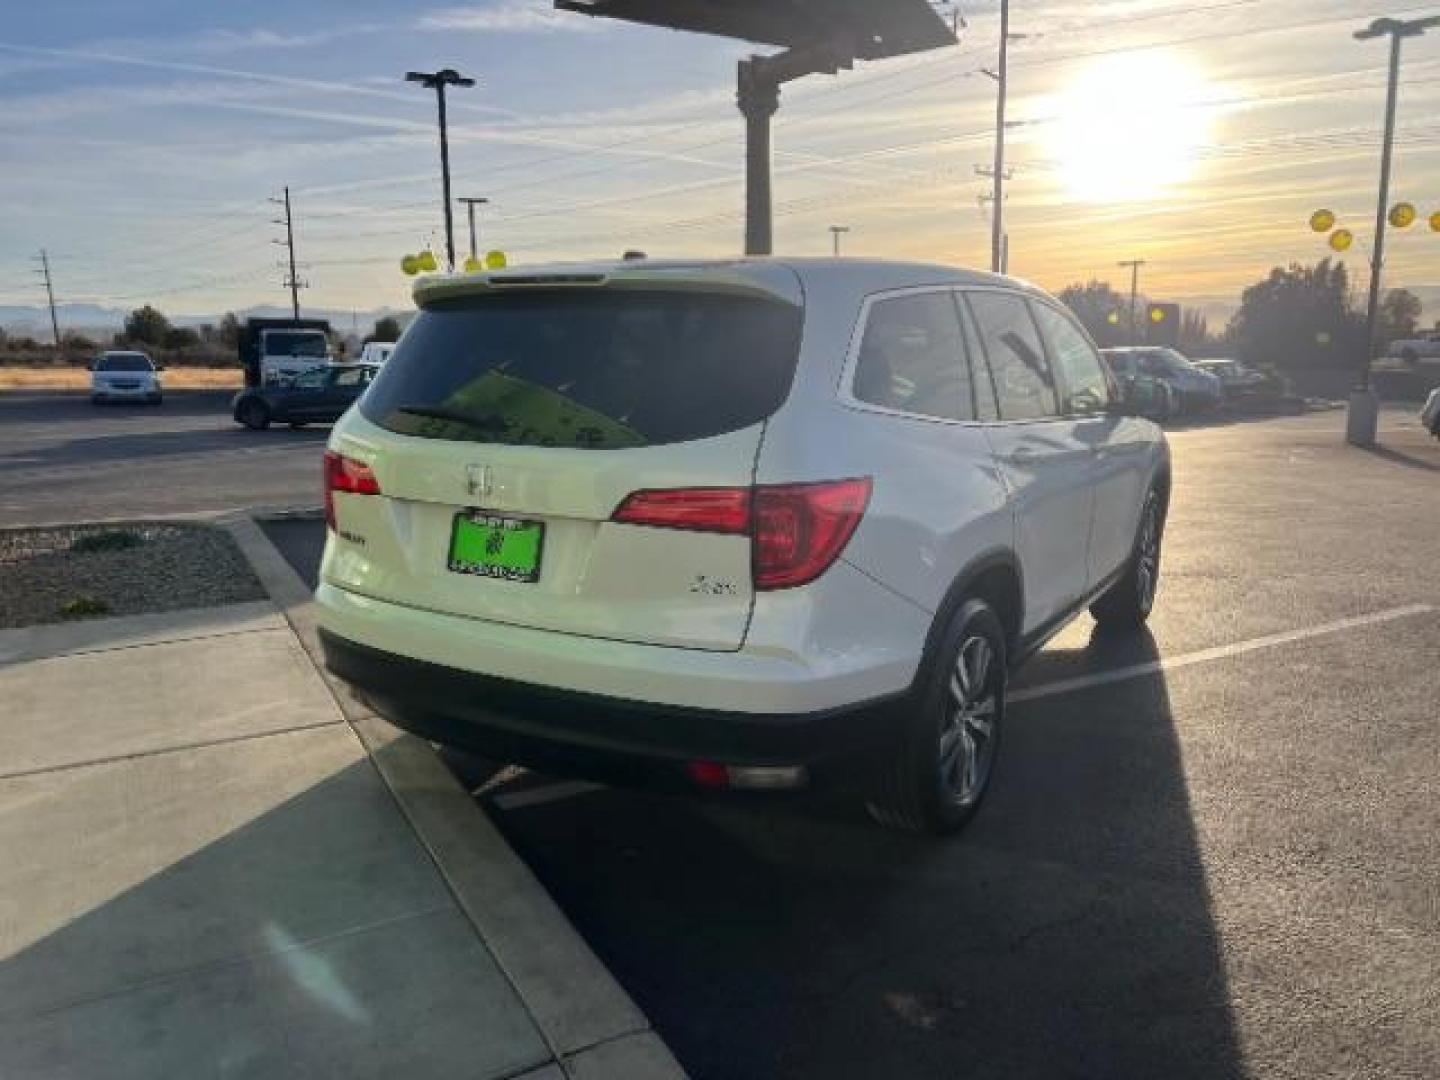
{"left": 418, "top": 1, "right": 602, "bottom": 34}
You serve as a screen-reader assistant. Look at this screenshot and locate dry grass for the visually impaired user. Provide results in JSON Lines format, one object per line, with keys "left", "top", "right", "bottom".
{"left": 0, "top": 366, "right": 242, "bottom": 390}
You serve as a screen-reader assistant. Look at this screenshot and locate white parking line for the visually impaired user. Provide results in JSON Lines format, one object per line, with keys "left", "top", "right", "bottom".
{"left": 490, "top": 779, "right": 607, "bottom": 810}
{"left": 485, "top": 603, "right": 1435, "bottom": 812}
{"left": 1011, "top": 603, "right": 1435, "bottom": 704}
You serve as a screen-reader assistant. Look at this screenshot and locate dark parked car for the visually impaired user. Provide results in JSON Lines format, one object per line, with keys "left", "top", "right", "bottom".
{"left": 231, "top": 363, "right": 378, "bottom": 430}
{"left": 1101, "top": 347, "right": 1222, "bottom": 415}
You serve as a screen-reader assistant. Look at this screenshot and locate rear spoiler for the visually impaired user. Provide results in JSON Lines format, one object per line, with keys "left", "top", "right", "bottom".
{"left": 413, "top": 263, "right": 803, "bottom": 308}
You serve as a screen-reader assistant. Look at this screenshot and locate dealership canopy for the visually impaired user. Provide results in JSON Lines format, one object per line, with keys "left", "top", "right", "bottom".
{"left": 554, "top": 0, "right": 959, "bottom": 254}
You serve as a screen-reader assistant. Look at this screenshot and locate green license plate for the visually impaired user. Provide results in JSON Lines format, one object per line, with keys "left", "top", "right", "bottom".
{"left": 448, "top": 512, "right": 545, "bottom": 583}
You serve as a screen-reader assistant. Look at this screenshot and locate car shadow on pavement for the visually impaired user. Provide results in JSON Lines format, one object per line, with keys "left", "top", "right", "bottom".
{"left": 491, "top": 629, "right": 1245, "bottom": 1080}
{"left": 0, "top": 755, "right": 546, "bottom": 1078}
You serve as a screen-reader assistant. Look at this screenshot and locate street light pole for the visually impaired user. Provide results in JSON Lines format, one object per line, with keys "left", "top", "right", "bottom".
{"left": 829, "top": 225, "right": 850, "bottom": 256}
{"left": 1347, "top": 14, "right": 1439, "bottom": 446}
{"left": 1118, "top": 259, "right": 1146, "bottom": 346}
{"left": 458, "top": 196, "right": 489, "bottom": 263}
{"left": 406, "top": 68, "right": 476, "bottom": 272}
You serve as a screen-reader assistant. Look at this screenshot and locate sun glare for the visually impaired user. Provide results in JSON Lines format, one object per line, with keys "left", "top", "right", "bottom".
{"left": 1051, "top": 52, "right": 1214, "bottom": 203}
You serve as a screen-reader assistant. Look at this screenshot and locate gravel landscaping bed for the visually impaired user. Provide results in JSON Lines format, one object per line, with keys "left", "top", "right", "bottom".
{"left": 0, "top": 522, "right": 265, "bottom": 628}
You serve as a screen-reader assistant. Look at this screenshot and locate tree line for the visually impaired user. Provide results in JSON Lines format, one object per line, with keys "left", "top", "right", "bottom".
{"left": 1058, "top": 258, "right": 1426, "bottom": 369}
{"left": 0, "top": 307, "right": 402, "bottom": 363}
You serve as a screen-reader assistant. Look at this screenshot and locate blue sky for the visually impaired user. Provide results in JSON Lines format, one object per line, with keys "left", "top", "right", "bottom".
{"left": 2, "top": 1, "right": 1438, "bottom": 324}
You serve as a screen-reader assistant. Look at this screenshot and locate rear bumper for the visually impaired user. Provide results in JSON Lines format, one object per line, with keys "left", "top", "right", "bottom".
{"left": 320, "top": 628, "right": 901, "bottom": 787}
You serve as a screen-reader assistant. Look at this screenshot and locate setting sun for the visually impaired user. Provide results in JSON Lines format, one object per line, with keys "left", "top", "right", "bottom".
{"left": 1051, "top": 52, "right": 1215, "bottom": 202}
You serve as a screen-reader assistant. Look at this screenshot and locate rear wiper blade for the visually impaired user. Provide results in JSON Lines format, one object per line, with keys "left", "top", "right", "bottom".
{"left": 392, "top": 404, "right": 500, "bottom": 429}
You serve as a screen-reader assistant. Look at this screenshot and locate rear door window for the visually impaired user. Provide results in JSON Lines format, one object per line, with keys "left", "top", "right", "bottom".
{"left": 362, "top": 289, "right": 803, "bottom": 449}
{"left": 851, "top": 291, "right": 975, "bottom": 421}
{"left": 1031, "top": 302, "right": 1113, "bottom": 416}
{"left": 965, "top": 291, "right": 1059, "bottom": 421}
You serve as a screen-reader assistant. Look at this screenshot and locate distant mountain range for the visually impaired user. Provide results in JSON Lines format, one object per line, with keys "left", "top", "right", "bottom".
{"left": 0, "top": 303, "right": 413, "bottom": 340}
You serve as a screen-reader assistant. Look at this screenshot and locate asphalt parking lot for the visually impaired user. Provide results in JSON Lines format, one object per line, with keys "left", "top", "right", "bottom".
{"left": 259, "top": 408, "right": 1440, "bottom": 1080}
{"left": 0, "top": 391, "right": 325, "bottom": 527}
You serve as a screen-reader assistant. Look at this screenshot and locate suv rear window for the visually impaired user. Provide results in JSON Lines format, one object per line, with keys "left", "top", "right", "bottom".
{"left": 362, "top": 289, "right": 803, "bottom": 449}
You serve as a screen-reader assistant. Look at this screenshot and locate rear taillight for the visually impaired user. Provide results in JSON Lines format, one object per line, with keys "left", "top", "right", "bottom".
{"left": 323, "top": 450, "right": 380, "bottom": 530}
{"left": 610, "top": 477, "right": 870, "bottom": 591}
{"left": 611, "top": 487, "right": 751, "bottom": 534}
{"left": 752, "top": 479, "right": 871, "bottom": 590}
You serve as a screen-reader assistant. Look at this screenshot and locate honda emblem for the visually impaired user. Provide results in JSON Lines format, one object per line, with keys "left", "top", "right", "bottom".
{"left": 466, "top": 464, "right": 493, "bottom": 500}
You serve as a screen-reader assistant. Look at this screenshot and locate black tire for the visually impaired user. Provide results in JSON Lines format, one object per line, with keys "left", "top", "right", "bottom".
{"left": 1090, "top": 487, "right": 1164, "bottom": 631}
{"left": 238, "top": 399, "right": 271, "bottom": 431}
{"left": 866, "top": 598, "right": 1007, "bottom": 834}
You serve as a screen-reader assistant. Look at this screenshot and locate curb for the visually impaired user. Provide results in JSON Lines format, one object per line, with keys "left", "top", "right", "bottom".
{"left": 221, "top": 512, "right": 685, "bottom": 1080}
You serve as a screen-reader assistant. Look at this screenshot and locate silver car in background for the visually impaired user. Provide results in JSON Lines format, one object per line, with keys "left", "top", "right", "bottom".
{"left": 1101, "top": 347, "right": 1222, "bottom": 414}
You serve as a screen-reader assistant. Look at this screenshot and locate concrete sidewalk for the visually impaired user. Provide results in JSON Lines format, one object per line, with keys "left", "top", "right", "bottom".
{"left": 0, "top": 597, "right": 679, "bottom": 1078}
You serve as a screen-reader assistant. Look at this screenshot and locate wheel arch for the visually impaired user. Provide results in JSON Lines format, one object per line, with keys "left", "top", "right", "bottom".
{"left": 916, "top": 549, "right": 1024, "bottom": 685}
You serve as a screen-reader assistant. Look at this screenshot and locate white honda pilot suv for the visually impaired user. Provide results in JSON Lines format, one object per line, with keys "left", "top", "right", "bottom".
{"left": 318, "top": 258, "right": 1169, "bottom": 834}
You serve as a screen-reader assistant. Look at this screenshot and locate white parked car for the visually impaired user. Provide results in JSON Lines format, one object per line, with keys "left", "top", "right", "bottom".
{"left": 357, "top": 341, "right": 397, "bottom": 366}
{"left": 316, "top": 258, "right": 1171, "bottom": 833}
{"left": 1388, "top": 330, "right": 1440, "bottom": 364}
{"left": 90, "top": 351, "right": 162, "bottom": 405}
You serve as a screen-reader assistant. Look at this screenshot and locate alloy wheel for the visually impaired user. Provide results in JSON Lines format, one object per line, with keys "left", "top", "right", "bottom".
{"left": 940, "top": 634, "right": 999, "bottom": 804}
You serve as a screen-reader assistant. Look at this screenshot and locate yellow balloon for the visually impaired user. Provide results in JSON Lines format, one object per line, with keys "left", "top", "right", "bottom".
{"left": 1309, "top": 209, "right": 1335, "bottom": 233}
{"left": 1390, "top": 202, "right": 1416, "bottom": 228}
{"left": 1432, "top": 210, "right": 1440, "bottom": 232}
{"left": 417, "top": 250, "right": 438, "bottom": 273}
{"left": 1328, "top": 228, "right": 1353, "bottom": 252}
{"left": 463, "top": 256, "right": 483, "bottom": 273}
{"left": 485, "top": 250, "right": 508, "bottom": 270}
{"left": 1106, "top": 311, "right": 1120, "bottom": 325}
{"left": 1149, "top": 306, "right": 1165, "bottom": 324}
{"left": 400, "top": 254, "right": 420, "bottom": 276}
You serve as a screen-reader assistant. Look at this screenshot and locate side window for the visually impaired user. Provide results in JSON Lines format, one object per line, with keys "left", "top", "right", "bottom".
{"left": 852, "top": 292, "right": 974, "bottom": 421}
{"left": 965, "top": 291, "right": 1058, "bottom": 421}
{"left": 1031, "top": 302, "right": 1112, "bottom": 415}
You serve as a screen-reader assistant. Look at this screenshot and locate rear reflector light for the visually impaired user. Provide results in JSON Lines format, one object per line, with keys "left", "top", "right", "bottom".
{"left": 611, "top": 487, "right": 751, "bottom": 534}
{"left": 685, "top": 761, "right": 730, "bottom": 789}
{"left": 324, "top": 450, "right": 380, "bottom": 530}
{"left": 610, "top": 478, "right": 870, "bottom": 591}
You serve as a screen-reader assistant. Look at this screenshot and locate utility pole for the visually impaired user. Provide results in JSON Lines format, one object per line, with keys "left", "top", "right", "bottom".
{"left": 269, "top": 186, "right": 303, "bottom": 320}
{"left": 975, "top": 165, "right": 1012, "bottom": 271}
{"left": 983, "top": 0, "right": 1017, "bottom": 274}
{"left": 1347, "top": 14, "right": 1440, "bottom": 447}
{"left": 1118, "top": 259, "right": 1146, "bottom": 345}
{"left": 32, "top": 250, "right": 62, "bottom": 355}
{"left": 829, "top": 225, "right": 850, "bottom": 256}
{"left": 407, "top": 68, "right": 476, "bottom": 271}
{"left": 458, "top": 196, "right": 489, "bottom": 263}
